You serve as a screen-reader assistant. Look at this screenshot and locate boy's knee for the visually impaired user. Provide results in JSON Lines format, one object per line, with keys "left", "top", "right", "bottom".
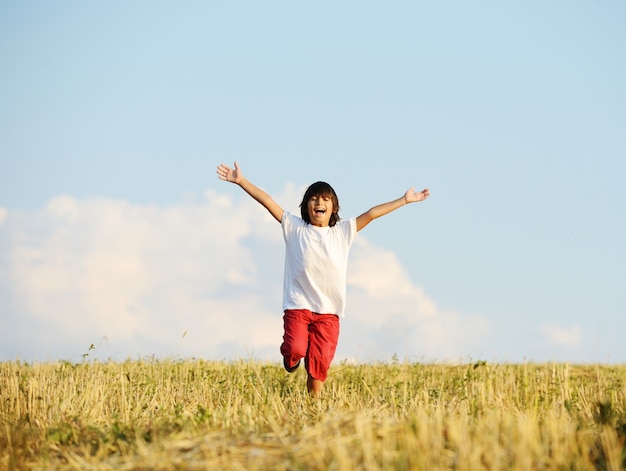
{"left": 280, "top": 342, "right": 307, "bottom": 359}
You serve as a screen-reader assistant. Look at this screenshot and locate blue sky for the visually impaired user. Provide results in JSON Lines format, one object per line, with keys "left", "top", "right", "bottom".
{"left": 1, "top": 1, "right": 625, "bottom": 364}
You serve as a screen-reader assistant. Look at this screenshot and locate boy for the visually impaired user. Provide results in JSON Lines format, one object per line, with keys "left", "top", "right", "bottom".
{"left": 216, "top": 161, "right": 429, "bottom": 396}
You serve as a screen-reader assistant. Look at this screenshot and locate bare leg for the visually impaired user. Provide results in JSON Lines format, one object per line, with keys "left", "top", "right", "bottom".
{"left": 307, "top": 374, "right": 323, "bottom": 397}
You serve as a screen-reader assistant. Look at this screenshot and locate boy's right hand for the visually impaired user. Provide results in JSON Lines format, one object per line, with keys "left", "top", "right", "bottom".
{"left": 216, "top": 161, "right": 242, "bottom": 184}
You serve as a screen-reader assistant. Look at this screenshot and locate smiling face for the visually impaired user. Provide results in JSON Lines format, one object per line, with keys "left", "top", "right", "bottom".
{"left": 299, "top": 181, "right": 341, "bottom": 227}
{"left": 306, "top": 194, "right": 335, "bottom": 227}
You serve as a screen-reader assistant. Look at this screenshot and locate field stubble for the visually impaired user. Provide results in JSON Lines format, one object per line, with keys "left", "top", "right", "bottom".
{"left": 1, "top": 359, "right": 625, "bottom": 470}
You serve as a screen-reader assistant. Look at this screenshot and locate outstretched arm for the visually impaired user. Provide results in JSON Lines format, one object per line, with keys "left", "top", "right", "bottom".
{"left": 216, "top": 161, "right": 284, "bottom": 223}
{"left": 356, "top": 187, "right": 430, "bottom": 232}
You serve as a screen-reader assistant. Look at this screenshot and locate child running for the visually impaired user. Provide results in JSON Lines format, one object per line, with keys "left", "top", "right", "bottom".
{"left": 216, "top": 161, "right": 430, "bottom": 396}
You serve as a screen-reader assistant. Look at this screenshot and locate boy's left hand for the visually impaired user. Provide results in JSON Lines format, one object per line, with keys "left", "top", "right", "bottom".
{"left": 405, "top": 188, "right": 430, "bottom": 203}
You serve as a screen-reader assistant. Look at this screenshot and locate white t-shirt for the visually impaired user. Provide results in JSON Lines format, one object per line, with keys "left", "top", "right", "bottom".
{"left": 281, "top": 212, "right": 357, "bottom": 317}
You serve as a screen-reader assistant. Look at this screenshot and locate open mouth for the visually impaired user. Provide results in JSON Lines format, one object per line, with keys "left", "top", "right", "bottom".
{"left": 314, "top": 208, "right": 326, "bottom": 215}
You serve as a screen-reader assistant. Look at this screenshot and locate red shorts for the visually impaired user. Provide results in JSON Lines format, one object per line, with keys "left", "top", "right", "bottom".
{"left": 280, "top": 309, "right": 340, "bottom": 382}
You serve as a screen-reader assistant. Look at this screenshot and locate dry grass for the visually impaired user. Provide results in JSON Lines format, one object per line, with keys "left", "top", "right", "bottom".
{"left": 1, "top": 359, "right": 625, "bottom": 470}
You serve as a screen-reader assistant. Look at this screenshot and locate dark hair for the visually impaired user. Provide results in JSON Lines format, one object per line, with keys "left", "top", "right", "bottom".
{"left": 299, "top": 181, "right": 341, "bottom": 227}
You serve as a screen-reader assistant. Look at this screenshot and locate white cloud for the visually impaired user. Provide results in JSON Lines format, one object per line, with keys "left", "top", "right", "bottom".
{"left": 0, "top": 206, "right": 7, "bottom": 225}
{"left": 46, "top": 194, "right": 79, "bottom": 222}
{"left": 0, "top": 187, "right": 489, "bottom": 363}
{"left": 540, "top": 324, "right": 582, "bottom": 348}
{"left": 343, "top": 238, "right": 490, "bottom": 362}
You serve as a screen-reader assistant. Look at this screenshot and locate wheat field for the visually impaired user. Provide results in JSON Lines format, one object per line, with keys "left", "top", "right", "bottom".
{"left": 1, "top": 359, "right": 625, "bottom": 470}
